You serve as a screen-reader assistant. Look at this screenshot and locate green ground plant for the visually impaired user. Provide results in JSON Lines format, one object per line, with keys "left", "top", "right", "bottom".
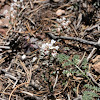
{"left": 57, "top": 53, "right": 88, "bottom": 76}
{"left": 57, "top": 53, "right": 100, "bottom": 100}
{"left": 82, "top": 84, "right": 100, "bottom": 100}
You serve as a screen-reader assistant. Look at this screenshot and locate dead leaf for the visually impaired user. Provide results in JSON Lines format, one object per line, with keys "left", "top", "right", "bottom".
{"left": 92, "top": 62, "right": 100, "bottom": 73}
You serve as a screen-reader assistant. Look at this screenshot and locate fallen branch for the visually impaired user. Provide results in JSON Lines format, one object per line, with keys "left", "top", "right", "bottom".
{"left": 46, "top": 33, "right": 100, "bottom": 48}
{"left": 0, "top": 46, "right": 10, "bottom": 49}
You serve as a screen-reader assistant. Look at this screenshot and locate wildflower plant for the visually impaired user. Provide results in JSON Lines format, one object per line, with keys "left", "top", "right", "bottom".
{"left": 56, "top": 17, "right": 71, "bottom": 29}
{"left": 82, "top": 84, "right": 100, "bottom": 100}
{"left": 40, "top": 40, "right": 59, "bottom": 57}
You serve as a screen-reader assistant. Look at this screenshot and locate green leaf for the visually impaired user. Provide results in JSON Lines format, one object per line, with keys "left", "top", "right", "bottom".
{"left": 72, "top": 55, "right": 80, "bottom": 65}
{"left": 57, "top": 54, "right": 70, "bottom": 63}
{"left": 82, "top": 91, "right": 99, "bottom": 100}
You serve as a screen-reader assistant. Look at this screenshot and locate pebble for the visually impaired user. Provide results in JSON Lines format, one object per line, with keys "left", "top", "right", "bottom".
{"left": 56, "top": 9, "right": 65, "bottom": 16}
{"left": 32, "top": 57, "right": 37, "bottom": 62}
{"left": 21, "top": 54, "right": 26, "bottom": 60}
{"left": 53, "top": 0, "right": 60, "bottom": 2}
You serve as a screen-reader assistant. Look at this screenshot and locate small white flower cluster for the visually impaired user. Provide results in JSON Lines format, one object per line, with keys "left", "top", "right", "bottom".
{"left": 10, "top": 0, "right": 23, "bottom": 18}
{"left": 11, "top": 0, "right": 24, "bottom": 10}
{"left": 13, "top": 0, "right": 17, "bottom": 2}
{"left": 3, "top": 9, "right": 14, "bottom": 19}
{"left": 40, "top": 40, "right": 59, "bottom": 57}
{"left": 56, "top": 17, "right": 71, "bottom": 29}
{"left": 3, "top": 0, "right": 23, "bottom": 19}
{"left": 4, "top": 0, "right": 24, "bottom": 19}
{"left": 3, "top": 10, "right": 8, "bottom": 15}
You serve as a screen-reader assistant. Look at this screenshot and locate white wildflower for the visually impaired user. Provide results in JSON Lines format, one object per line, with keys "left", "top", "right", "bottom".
{"left": 44, "top": 50, "right": 49, "bottom": 55}
{"left": 54, "top": 46, "right": 59, "bottom": 50}
{"left": 11, "top": 3, "right": 14, "bottom": 7}
{"left": 56, "top": 18, "right": 60, "bottom": 22}
{"left": 49, "top": 46, "right": 59, "bottom": 50}
{"left": 65, "top": 20, "right": 71, "bottom": 26}
{"left": 41, "top": 43, "right": 48, "bottom": 50}
{"left": 61, "top": 22, "right": 66, "bottom": 26}
{"left": 13, "top": 3, "right": 17, "bottom": 6}
{"left": 3, "top": 10, "right": 8, "bottom": 14}
{"left": 11, "top": 13, "right": 14, "bottom": 18}
{"left": 49, "top": 46, "right": 54, "bottom": 49}
{"left": 40, "top": 40, "right": 59, "bottom": 56}
{"left": 13, "top": 0, "right": 17, "bottom": 2}
{"left": 10, "top": 7, "right": 14, "bottom": 11}
{"left": 13, "top": 10, "right": 17, "bottom": 13}
{"left": 56, "top": 18, "right": 62, "bottom": 23}
{"left": 17, "top": 4, "right": 20, "bottom": 8}
{"left": 62, "top": 17, "right": 66, "bottom": 21}
{"left": 51, "top": 39, "right": 56, "bottom": 44}
{"left": 67, "top": 73, "right": 72, "bottom": 77}
{"left": 45, "top": 43, "right": 49, "bottom": 46}
{"left": 51, "top": 50, "right": 57, "bottom": 57}
{"left": 21, "top": 5, "right": 25, "bottom": 9}
{"left": 57, "top": 27, "right": 61, "bottom": 32}
{"left": 48, "top": 43, "right": 53, "bottom": 49}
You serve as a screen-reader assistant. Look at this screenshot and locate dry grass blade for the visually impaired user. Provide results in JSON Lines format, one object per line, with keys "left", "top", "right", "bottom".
{"left": 0, "top": 56, "right": 8, "bottom": 65}
{"left": 9, "top": 82, "right": 29, "bottom": 100}
{"left": 0, "top": 46, "right": 10, "bottom": 49}
{"left": 20, "top": 60, "right": 31, "bottom": 87}
{"left": 87, "top": 38, "right": 100, "bottom": 62}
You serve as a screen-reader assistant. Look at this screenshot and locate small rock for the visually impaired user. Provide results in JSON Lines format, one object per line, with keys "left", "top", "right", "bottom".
{"left": 32, "top": 57, "right": 37, "bottom": 62}
{"left": 21, "top": 54, "right": 26, "bottom": 60}
{"left": 56, "top": 9, "right": 65, "bottom": 16}
{"left": 53, "top": 0, "right": 60, "bottom": 2}
{"left": 33, "top": 64, "right": 39, "bottom": 69}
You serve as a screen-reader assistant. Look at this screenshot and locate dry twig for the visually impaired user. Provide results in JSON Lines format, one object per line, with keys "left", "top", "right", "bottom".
{"left": 9, "top": 82, "right": 29, "bottom": 100}
{"left": 87, "top": 38, "right": 100, "bottom": 62}
{"left": 87, "top": 72, "right": 100, "bottom": 87}
{"left": 46, "top": 33, "right": 100, "bottom": 48}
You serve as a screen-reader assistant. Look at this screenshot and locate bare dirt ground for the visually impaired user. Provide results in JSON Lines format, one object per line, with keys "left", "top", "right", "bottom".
{"left": 0, "top": 0, "right": 100, "bottom": 100}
